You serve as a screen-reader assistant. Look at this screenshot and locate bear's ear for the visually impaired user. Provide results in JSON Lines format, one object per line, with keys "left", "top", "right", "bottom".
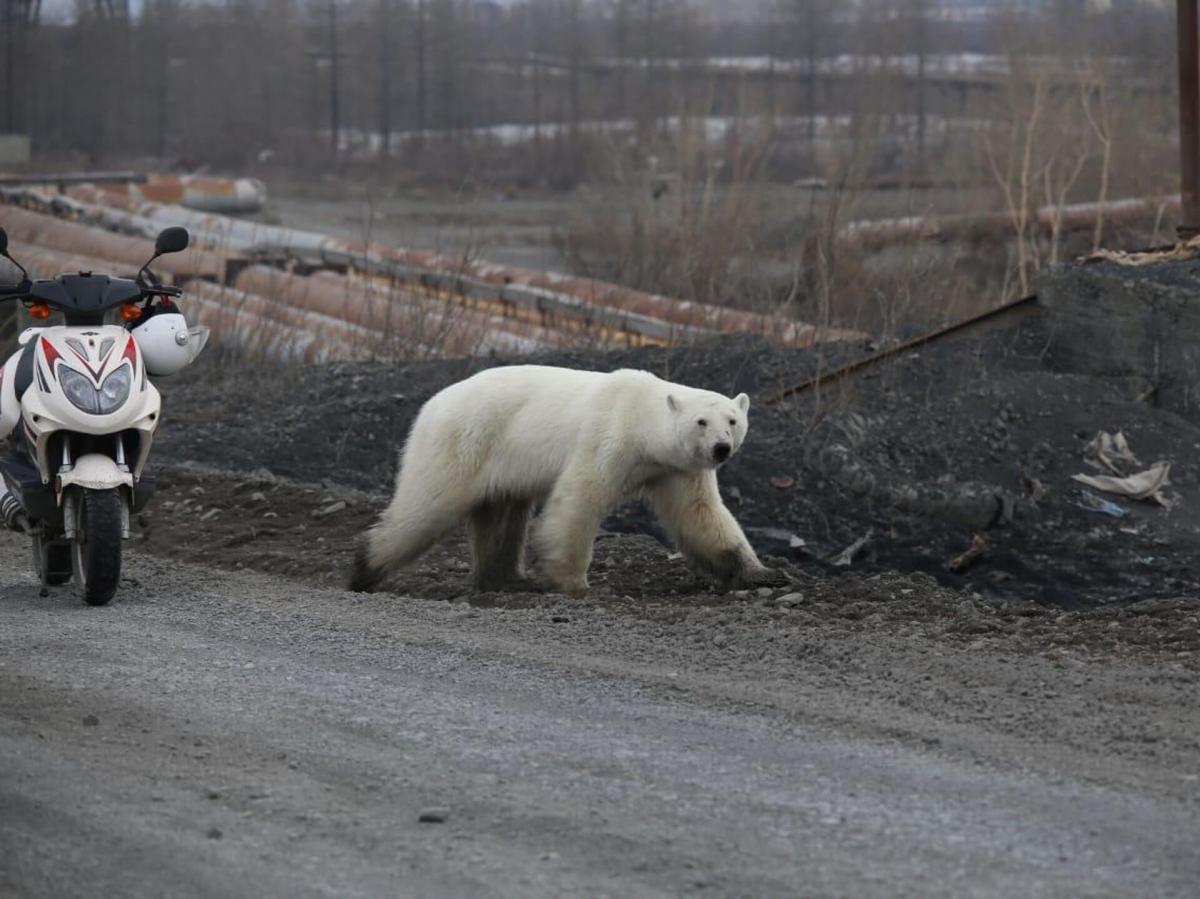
{"left": 666, "top": 394, "right": 680, "bottom": 413}
{"left": 734, "top": 392, "right": 750, "bottom": 413}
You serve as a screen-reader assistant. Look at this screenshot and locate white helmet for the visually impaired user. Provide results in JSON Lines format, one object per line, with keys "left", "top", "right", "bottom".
{"left": 130, "top": 311, "right": 209, "bottom": 376}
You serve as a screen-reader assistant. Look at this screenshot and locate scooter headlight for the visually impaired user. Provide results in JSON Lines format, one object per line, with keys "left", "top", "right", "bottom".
{"left": 59, "top": 367, "right": 101, "bottom": 414}
{"left": 98, "top": 366, "right": 131, "bottom": 414}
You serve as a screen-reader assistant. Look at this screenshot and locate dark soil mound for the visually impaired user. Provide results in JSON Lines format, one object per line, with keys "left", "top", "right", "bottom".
{"left": 153, "top": 320, "right": 1200, "bottom": 608}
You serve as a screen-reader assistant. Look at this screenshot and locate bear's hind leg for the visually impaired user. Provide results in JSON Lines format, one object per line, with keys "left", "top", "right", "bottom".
{"left": 353, "top": 474, "right": 476, "bottom": 592}
{"left": 468, "top": 499, "right": 531, "bottom": 591}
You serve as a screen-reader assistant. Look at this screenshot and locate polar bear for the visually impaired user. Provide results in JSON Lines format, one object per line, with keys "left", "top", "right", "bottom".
{"left": 349, "top": 365, "right": 779, "bottom": 597}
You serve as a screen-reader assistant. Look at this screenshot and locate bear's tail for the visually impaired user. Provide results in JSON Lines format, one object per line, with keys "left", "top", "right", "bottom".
{"left": 348, "top": 542, "right": 383, "bottom": 593}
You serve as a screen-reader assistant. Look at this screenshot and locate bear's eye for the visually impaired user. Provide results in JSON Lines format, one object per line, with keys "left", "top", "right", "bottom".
{"left": 729, "top": 418, "right": 736, "bottom": 426}
{"left": 697, "top": 418, "right": 707, "bottom": 427}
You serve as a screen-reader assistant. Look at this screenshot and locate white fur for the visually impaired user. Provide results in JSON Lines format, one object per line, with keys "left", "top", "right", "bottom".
{"left": 358, "top": 365, "right": 772, "bottom": 596}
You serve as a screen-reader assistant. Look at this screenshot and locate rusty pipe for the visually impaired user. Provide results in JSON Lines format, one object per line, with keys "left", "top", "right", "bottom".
{"left": 1, "top": 206, "right": 228, "bottom": 282}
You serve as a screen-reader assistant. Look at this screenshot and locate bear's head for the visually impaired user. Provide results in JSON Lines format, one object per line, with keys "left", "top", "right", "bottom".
{"left": 666, "top": 390, "right": 751, "bottom": 469}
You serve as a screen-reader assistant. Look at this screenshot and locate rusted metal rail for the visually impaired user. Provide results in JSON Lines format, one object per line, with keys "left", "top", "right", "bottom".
{"left": 766, "top": 293, "right": 1040, "bottom": 405}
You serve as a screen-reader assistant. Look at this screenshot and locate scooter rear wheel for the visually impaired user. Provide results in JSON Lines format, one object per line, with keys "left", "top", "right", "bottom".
{"left": 71, "top": 489, "right": 123, "bottom": 606}
{"left": 32, "top": 531, "right": 72, "bottom": 586}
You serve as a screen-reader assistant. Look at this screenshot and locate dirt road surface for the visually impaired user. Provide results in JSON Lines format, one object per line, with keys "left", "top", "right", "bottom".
{"left": 2, "top": 529, "right": 1198, "bottom": 898}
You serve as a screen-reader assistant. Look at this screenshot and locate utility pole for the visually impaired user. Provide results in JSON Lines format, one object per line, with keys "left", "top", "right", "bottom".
{"left": 378, "top": 0, "right": 392, "bottom": 157}
{"left": 804, "top": 0, "right": 819, "bottom": 145}
{"left": 154, "top": 0, "right": 171, "bottom": 160}
{"left": 642, "top": 0, "right": 657, "bottom": 143}
{"left": 3, "top": 0, "right": 15, "bottom": 133}
{"left": 567, "top": 0, "right": 581, "bottom": 139}
{"left": 328, "top": 0, "right": 340, "bottom": 161}
{"left": 1178, "top": 0, "right": 1200, "bottom": 236}
{"left": 914, "top": 0, "right": 928, "bottom": 173}
{"left": 415, "top": 0, "right": 426, "bottom": 148}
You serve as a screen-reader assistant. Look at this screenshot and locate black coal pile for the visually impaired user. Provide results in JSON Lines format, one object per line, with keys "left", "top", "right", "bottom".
{"left": 155, "top": 320, "right": 1200, "bottom": 608}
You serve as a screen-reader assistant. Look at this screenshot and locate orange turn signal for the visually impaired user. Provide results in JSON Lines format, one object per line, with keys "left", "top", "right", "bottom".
{"left": 28, "top": 302, "right": 51, "bottom": 320}
{"left": 120, "top": 303, "right": 142, "bottom": 322}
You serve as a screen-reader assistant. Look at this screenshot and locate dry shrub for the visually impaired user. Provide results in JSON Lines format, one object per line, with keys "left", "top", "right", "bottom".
{"left": 560, "top": 117, "right": 781, "bottom": 312}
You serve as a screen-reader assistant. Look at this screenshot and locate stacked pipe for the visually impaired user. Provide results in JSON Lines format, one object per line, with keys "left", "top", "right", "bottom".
{"left": 232, "top": 265, "right": 559, "bottom": 357}
{"left": 63, "top": 175, "right": 266, "bottom": 214}
{"left": 836, "top": 195, "right": 1183, "bottom": 251}
{"left": 3, "top": 183, "right": 868, "bottom": 356}
{"left": 184, "top": 282, "right": 381, "bottom": 364}
{"left": 8, "top": 241, "right": 123, "bottom": 282}
{"left": 48, "top": 189, "right": 863, "bottom": 347}
{"left": 0, "top": 206, "right": 229, "bottom": 283}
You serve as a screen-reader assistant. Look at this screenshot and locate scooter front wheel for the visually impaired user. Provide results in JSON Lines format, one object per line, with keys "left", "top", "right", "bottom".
{"left": 71, "top": 488, "right": 124, "bottom": 606}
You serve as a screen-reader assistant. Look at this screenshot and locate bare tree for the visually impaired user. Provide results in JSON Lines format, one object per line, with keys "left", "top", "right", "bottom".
{"left": 328, "top": 1, "right": 341, "bottom": 160}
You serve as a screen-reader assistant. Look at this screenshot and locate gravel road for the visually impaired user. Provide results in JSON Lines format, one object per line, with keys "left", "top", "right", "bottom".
{"left": 2, "top": 530, "right": 1198, "bottom": 898}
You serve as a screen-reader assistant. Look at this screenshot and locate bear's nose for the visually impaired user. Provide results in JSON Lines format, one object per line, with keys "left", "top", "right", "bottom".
{"left": 713, "top": 443, "right": 732, "bottom": 463}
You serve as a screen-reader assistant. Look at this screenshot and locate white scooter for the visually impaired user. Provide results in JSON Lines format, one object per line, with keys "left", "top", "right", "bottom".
{"left": 0, "top": 225, "right": 207, "bottom": 604}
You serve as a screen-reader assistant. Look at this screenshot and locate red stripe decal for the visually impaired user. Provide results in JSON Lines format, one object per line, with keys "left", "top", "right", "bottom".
{"left": 39, "top": 338, "right": 61, "bottom": 381}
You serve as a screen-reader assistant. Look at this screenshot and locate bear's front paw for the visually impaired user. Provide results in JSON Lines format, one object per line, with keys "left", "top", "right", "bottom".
{"left": 543, "top": 565, "right": 590, "bottom": 598}
{"left": 553, "top": 577, "right": 589, "bottom": 598}
{"left": 737, "top": 564, "right": 790, "bottom": 589}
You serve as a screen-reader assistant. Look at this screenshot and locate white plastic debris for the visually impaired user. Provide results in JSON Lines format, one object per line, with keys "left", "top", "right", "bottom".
{"left": 830, "top": 529, "right": 873, "bottom": 567}
{"left": 1072, "top": 461, "right": 1172, "bottom": 508}
{"left": 1084, "top": 431, "right": 1140, "bottom": 475}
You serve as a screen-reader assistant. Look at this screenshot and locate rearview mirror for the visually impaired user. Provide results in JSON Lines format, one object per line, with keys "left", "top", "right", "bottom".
{"left": 154, "top": 227, "right": 189, "bottom": 255}
{"left": 0, "top": 226, "right": 29, "bottom": 284}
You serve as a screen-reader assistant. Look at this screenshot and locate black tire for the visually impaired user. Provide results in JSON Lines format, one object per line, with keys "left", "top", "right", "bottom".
{"left": 32, "top": 532, "right": 72, "bottom": 586}
{"left": 71, "top": 489, "right": 124, "bottom": 606}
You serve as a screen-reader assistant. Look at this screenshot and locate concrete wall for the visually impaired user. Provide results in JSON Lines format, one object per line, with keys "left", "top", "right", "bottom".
{"left": 1039, "top": 260, "right": 1200, "bottom": 420}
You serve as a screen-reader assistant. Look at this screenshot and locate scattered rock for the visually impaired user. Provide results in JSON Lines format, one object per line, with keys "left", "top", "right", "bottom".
{"left": 206, "top": 827, "right": 223, "bottom": 840}
{"left": 312, "top": 501, "right": 347, "bottom": 520}
{"left": 248, "top": 467, "right": 277, "bottom": 486}
{"left": 418, "top": 807, "right": 449, "bottom": 823}
{"left": 81, "top": 714, "right": 99, "bottom": 727}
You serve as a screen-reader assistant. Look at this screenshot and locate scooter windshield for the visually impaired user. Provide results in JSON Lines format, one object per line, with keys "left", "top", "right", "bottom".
{"left": 29, "top": 274, "right": 142, "bottom": 322}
